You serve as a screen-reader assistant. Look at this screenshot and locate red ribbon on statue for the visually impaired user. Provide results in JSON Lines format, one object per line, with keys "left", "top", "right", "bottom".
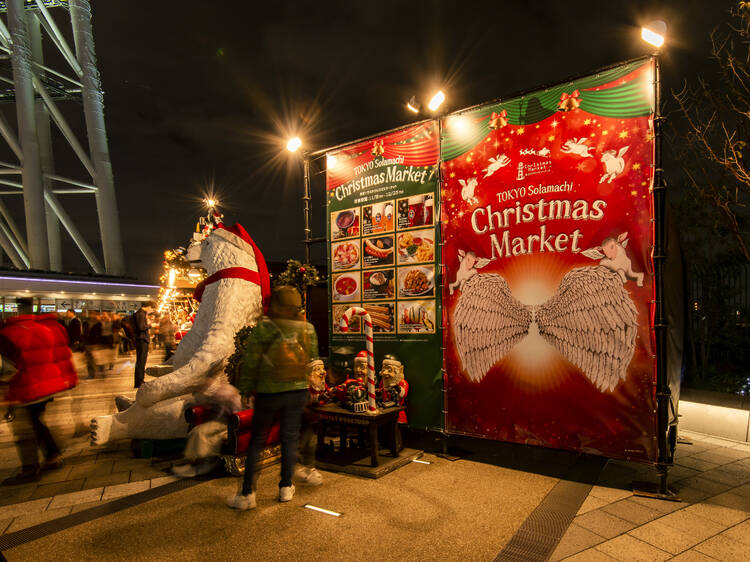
{"left": 558, "top": 89, "right": 582, "bottom": 112}
{"left": 193, "top": 267, "right": 263, "bottom": 303}
{"left": 488, "top": 109, "right": 508, "bottom": 130}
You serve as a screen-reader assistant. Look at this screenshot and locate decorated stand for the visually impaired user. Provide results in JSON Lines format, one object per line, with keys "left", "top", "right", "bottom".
{"left": 318, "top": 56, "right": 681, "bottom": 492}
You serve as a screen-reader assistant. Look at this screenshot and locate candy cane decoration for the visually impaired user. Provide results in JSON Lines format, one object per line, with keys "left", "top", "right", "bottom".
{"left": 339, "top": 306, "right": 377, "bottom": 414}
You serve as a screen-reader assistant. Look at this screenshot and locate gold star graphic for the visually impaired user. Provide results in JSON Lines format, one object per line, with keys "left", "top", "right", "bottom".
{"left": 631, "top": 190, "right": 637, "bottom": 196}
{"left": 517, "top": 127, "right": 525, "bottom": 134}
{"left": 602, "top": 130, "right": 609, "bottom": 136}
{"left": 633, "top": 163, "right": 641, "bottom": 170}
{"left": 584, "top": 119, "right": 591, "bottom": 125}
{"left": 618, "top": 131, "right": 629, "bottom": 139}
{"left": 548, "top": 135, "right": 555, "bottom": 142}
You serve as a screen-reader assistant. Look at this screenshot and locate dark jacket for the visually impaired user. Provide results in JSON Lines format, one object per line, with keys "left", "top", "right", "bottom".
{"left": 66, "top": 317, "right": 82, "bottom": 347}
{"left": 134, "top": 308, "right": 150, "bottom": 342}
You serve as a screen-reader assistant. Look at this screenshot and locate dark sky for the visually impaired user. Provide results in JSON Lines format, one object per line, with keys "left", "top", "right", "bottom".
{"left": 5, "top": 0, "right": 735, "bottom": 282}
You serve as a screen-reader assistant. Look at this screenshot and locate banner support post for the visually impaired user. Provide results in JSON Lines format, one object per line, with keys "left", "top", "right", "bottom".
{"left": 633, "top": 54, "right": 679, "bottom": 502}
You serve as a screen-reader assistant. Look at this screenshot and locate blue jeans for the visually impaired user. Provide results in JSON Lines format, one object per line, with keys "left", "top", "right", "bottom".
{"left": 241, "top": 389, "right": 308, "bottom": 495}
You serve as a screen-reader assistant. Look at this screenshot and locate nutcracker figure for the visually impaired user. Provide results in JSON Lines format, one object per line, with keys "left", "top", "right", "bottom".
{"left": 377, "top": 355, "right": 409, "bottom": 423}
{"left": 306, "top": 359, "right": 330, "bottom": 405}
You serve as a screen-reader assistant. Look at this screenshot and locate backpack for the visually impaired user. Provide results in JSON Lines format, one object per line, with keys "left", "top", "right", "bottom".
{"left": 263, "top": 319, "right": 309, "bottom": 383}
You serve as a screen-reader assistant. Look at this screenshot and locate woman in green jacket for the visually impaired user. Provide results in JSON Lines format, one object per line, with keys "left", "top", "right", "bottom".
{"left": 227, "top": 285, "right": 319, "bottom": 510}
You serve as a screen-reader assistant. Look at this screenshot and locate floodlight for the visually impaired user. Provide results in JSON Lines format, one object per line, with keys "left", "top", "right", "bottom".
{"left": 641, "top": 20, "right": 666, "bottom": 48}
{"left": 428, "top": 91, "right": 445, "bottom": 112}
{"left": 407, "top": 95, "right": 421, "bottom": 113}
{"left": 287, "top": 137, "right": 302, "bottom": 153}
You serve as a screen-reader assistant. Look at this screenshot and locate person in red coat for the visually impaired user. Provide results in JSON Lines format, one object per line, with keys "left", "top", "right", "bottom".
{"left": 1, "top": 299, "right": 78, "bottom": 485}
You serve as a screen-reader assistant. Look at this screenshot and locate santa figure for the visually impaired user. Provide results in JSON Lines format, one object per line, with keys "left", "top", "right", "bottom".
{"left": 377, "top": 355, "right": 408, "bottom": 423}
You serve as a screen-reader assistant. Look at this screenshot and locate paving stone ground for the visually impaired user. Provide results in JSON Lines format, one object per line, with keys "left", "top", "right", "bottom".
{"left": 3, "top": 351, "right": 750, "bottom": 559}
{"left": 0, "top": 350, "right": 179, "bottom": 534}
{"left": 550, "top": 430, "right": 750, "bottom": 561}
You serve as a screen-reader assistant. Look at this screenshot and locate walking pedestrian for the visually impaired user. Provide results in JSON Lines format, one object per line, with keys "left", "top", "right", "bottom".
{"left": 133, "top": 301, "right": 156, "bottom": 388}
{"left": 227, "top": 285, "right": 319, "bottom": 510}
{"left": 1, "top": 298, "right": 78, "bottom": 485}
{"left": 158, "top": 313, "right": 176, "bottom": 362}
{"left": 100, "top": 311, "right": 115, "bottom": 370}
{"left": 65, "top": 309, "right": 83, "bottom": 350}
{"left": 84, "top": 312, "right": 102, "bottom": 378}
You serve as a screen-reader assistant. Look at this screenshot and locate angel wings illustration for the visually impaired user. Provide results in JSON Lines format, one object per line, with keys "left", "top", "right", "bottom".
{"left": 453, "top": 265, "right": 638, "bottom": 392}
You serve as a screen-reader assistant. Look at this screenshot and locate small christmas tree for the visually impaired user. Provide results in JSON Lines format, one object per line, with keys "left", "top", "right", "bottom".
{"left": 273, "top": 259, "right": 320, "bottom": 305}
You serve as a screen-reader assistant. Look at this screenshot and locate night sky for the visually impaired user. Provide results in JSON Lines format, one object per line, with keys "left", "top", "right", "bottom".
{"left": 3, "top": 0, "right": 737, "bottom": 281}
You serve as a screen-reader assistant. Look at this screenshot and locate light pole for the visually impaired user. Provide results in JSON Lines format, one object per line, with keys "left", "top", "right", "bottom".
{"left": 286, "top": 136, "right": 313, "bottom": 265}
{"left": 636, "top": 20, "right": 676, "bottom": 500}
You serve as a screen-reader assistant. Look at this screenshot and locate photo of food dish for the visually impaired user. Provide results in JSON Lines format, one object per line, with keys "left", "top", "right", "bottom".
{"left": 332, "top": 304, "right": 361, "bottom": 333}
{"left": 397, "top": 300, "right": 436, "bottom": 334}
{"left": 332, "top": 272, "right": 360, "bottom": 302}
{"left": 397, "top": 229, "right": 435, "bottom": 264}
{"left": 364, "top": 303, "right": 395, "bottom": 333}
{"left": 362, "top": 269, "right": 395, "bottom": 301}
{"left": 331, "top": 208, "right": 360, "bottom": 240}
{"left": 331, "top": 240, "right": 360, "bottom": 271}
{"left": 397, "top": 266, "right": 434, "bottom": 298}
{"left": 362, "top": 235, "right": 394, "bottom": 267}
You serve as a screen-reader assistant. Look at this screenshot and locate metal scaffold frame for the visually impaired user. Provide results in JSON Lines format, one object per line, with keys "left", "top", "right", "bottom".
{"left": 0, "top": 0, "right": 124, "bottom": 275}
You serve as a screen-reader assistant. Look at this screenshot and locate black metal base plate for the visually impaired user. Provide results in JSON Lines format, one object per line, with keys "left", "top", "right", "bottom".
{"left": 632, "top": 480, "right": 681, "bottom": 502}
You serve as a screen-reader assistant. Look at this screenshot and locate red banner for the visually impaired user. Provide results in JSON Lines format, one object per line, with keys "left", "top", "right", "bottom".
{"left": 442, "top": 59, "right": 658, "bottom": 462}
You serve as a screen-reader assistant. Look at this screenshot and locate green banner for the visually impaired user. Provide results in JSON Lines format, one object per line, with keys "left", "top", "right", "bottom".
{"left": 326, "top": 122, "right": 442, "bottom": 429}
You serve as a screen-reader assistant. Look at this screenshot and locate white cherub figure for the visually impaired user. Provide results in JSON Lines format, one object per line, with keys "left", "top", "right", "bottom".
{"left": 459, "top": 177, "right": 479, "bottom": 205}
{"left": 561, "top": 138, "right": 595, "bottom": 158}
{"left": 483, "top": 154, "right": 511, "bottom": 178}
{"left": 582, "top": 232, "right": 644, "bottom": 287}
{"left": 600, "top": 146, "right": 629, "bottom": 183}
{"left": 449, "top": 250, "right": 493, "bottom": 295}
{"left": 90, "top": 223, "right": 269, "bottom": 445}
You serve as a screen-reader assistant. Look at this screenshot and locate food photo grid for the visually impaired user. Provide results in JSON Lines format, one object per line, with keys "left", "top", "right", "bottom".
{"left": 329, "top": 191, "right": 437, "bottom": 335}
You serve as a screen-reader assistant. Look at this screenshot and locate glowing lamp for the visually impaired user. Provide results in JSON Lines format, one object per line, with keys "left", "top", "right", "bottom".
{"left": 641, "top": 20, "right": 666, "bottom": 48}
{"left": 287, "top": 137, "right": 302, "bottom": 153}
{"left": 428, "top": 91, "right": 445, "bottom": 112}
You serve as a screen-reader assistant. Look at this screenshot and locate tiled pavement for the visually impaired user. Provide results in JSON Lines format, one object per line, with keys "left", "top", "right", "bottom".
{"left": 3, "top": 354, "right": 750, "bottom": 562}
{"left": 0, "top": 434, "right": 179, "bottom": 535}
{"left": 551, "top": 430, "right": 750, "bottom": 561}
{"left": 0, "top": 351, "right": 179, "bottom": 535}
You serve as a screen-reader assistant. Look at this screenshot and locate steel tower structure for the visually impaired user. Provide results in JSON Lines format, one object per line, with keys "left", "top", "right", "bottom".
{"left": 0, "top": 0, "right": 124, "bottom": 275}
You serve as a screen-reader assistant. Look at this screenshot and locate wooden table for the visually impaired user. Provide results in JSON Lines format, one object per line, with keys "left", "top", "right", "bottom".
{"left": 312, "top": 404, "right": 405, "bottom": 467}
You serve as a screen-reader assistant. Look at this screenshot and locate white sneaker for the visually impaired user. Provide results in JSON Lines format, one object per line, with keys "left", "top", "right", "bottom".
{"left": 279, "top": 484, "right": 295, "bottom": 502}
{"left": 294, "top": 466, "right": 323, "bottom": 486}
{"left": 226, "top": 492, "right": 256, "bottom": 510}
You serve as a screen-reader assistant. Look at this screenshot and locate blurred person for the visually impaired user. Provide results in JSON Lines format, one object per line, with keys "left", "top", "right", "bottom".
{"left": 226, "top": 285, "right": 318, "bottom": 511}
{"left": 84, "top": 312, "right": 102, "bottom": 378}
{"left": 120, "top": 312, "right": 135, "bottom": 353}
{"left": 295, "top": 359, "right": 327, "bottom": 486}
{"left": 100, "top": 311, "right": 115, "bottom": 370}
{"left": 65, "top": 309, "right": 83, "bottom": 351}
{"left": 112, "top": 313, "right": 123, "bottom": 360}
{"left": 0, "top": 298, "right": 78, "bottom": 485}
{"left": 133, "top": 301, "right": 156, "bottom": 388}
{"left": 158, "top": 313, "right": 176, "bottom": 362}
